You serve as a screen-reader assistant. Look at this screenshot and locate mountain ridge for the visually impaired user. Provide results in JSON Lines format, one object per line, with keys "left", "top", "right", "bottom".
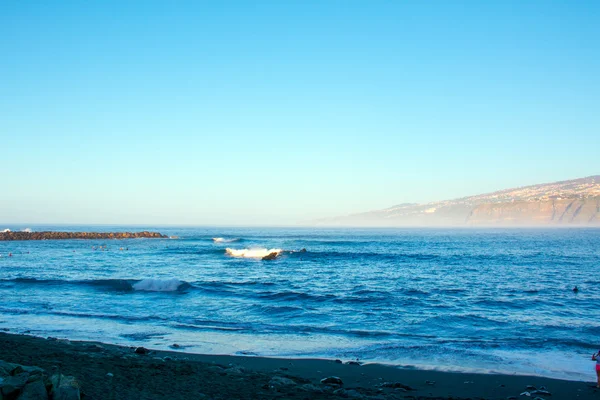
{"left": 324, "top": 176, "right": 600, "bottom": 226}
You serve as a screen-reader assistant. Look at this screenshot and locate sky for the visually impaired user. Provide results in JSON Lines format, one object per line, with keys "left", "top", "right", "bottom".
{"left": 1, "top": 1, "right": 599, "bottom": 225}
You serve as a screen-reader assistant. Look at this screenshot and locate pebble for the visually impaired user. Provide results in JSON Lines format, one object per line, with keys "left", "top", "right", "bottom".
{"left": 379, "top": 382, "right": 414, "bottom": 391}
{"left": 297, "top": 383, "right": 324, "bottom": 393}
{"left": 268, "top": 376, "right": 296, "bottom": 387}
{"left": 320, "top": 376, "right": 343, "bottom": 385}
{"left": 531, "top": 389, "right": 552, "bottom": 396}
{"left": 134, "top": 347, "right": 150, "bottom": 355}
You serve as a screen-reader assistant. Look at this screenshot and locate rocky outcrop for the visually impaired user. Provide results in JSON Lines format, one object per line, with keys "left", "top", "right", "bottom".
{"left": 0, "top": 360, "right": 79, "bottom": 400}
{"left": 261, "top": 252, "right": 280, "bottom": 261}
{"left": 0, "top": 231, "right": 167, "bottom": 241}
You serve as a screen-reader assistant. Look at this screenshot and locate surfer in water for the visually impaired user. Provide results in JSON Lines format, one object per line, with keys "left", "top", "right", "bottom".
{"left": 593, "top": 350, "right": 600, "bottom": 387}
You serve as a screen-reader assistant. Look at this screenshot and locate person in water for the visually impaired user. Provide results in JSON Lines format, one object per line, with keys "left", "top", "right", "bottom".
{"left": 593, "top": 350, "right": 600, "bottom": 387}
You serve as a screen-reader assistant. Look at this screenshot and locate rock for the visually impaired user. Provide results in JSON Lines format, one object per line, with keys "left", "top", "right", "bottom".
{"left": 299, "top": 248, "right": 307, "bottom": 252}
{"left": 50, "top": 374, "right": 81, "bottom": 400}
{"left": 17, "top": 379, "right": 48, "bottom": 400}
{"left": 134, "top": 347, "right": 150, "bottom": 355}
{"left": 334, "top": 359, "right": 343, "bottom": 364}
{"left": 531, "top": 389, "right": 552, "bottom": 396}
{"left": 268, "top": 376, "right": 296, "bottom": 387}
{"left": 86, "top": 344, "right": 104, "bottom": 352}
{"left": 1, "top": 373, "right": 29, "bottom": 398}
{"left": 0, "top": 231, "right": 167, "bottom": 241}
{"left": 346, "top": 361, "right": 361, "bottom": 366}
{"left": 225, "top": 365, "right": 245, "bottom": 375}
{"left": 335, "top": 389, "right": 365, "bottom": 399}
{"left": 346, "top": 389, "right": 365, "bottom": 399}
{"left": 170, "top": 344, "right": 180, "bottom": 348}
{"left": 12, "top": 366, "right": 44, "bottom": 376}
{"left": 0, "top": 360, "right": 18, "bottom": 376}
{"left": 379, "top": 382, "right": 414, "bottom": 391}
{"left": 298, "top": 384, "right": 324, "bottom": 393}
{"left": 25, "top": 374, "right": 43, "bottom": 384}
{"left": 261, "top": 252, "right": 279, "bottom": 261}
{"left": 320, "top": 376, "right": 343, "bottom": 385}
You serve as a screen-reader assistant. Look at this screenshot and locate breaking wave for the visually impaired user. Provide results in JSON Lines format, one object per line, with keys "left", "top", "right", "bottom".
{"left": 213, "top": 237, "right": 241, "bottom": 243}
{"left": 225, "top": 248, "right": 282, "bottom": 258}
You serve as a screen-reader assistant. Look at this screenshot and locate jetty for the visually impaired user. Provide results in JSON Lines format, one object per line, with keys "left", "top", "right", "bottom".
{"left": 0, "top": 231, "right": 167, "bottom": 241}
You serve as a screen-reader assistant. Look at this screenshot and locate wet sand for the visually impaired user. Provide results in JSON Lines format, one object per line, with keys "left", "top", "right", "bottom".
{"left": 0, "top": 332, "right": 598, "bottom": 399}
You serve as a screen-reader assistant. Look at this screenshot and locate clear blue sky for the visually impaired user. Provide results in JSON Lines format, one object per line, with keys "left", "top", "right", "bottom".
{"left": 1, "top": 1, "right": 598, "bottom": 225}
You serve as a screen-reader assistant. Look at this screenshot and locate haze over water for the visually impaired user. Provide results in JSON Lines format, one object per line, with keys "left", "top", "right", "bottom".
{"left": 1, "top": 226, "right": 598, "bottom": 381}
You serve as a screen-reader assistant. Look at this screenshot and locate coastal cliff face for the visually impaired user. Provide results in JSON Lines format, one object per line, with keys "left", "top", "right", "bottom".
{"left": 325, "top": 176, "right": 600, "bottom": 226}
{"left": 0, "top": 231, "right": 167, "bottom": 241}
{"left": 467, "top": 197, "right": 599, "bottom": 225}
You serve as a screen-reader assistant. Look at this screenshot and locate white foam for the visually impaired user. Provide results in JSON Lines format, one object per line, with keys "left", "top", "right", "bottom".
{"left": 1, "top": 229, "right": 10, "bottom": 233}
{"left": 132, "top": 278, "right": 184, "bottom": 292}
{"left": 21, "top": 228, "right": 32, "bottom": 233}
{"left": 225, "top": 248, "right": 282, "bottom": 258}
{"left": 213, "top": 238, "right": 239, "bottom": 243}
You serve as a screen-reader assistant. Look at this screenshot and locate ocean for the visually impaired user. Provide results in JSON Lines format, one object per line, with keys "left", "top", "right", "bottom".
{"left": 0, "top": 226, "right": 599, "bottom": 381}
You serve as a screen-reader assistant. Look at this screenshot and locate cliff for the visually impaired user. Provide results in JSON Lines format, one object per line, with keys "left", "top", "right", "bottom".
{"left": 325, "top": 176, "right": 600, "bottom": 226}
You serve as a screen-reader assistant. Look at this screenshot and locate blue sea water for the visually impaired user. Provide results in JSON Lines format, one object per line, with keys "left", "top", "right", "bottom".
{"left": 0, "top": 226, "right": 599, "bottom": 381}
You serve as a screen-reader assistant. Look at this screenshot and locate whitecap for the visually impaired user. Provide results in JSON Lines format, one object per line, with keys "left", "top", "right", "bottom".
{"left": 213, "top": 237, "right": 239, "bottom": 243}
{"left": 1, "top": 229, "right": 10, "bottom": 233}
{"left": 225, "top": 248, "right": 282, "bottom": 259}
{"left": 132, "top": 278, "right": 187, "bottom": 292}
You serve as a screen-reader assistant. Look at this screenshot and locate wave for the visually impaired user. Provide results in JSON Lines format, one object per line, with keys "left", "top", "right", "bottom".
{"left": 132, "top": 278, "right": 190, "bottom": 292}
{"left": 225, "top": 248, "right": 282, "bottom": 259}
{"left": 1, "top": 277, "right": 191, "bottom": 293}
{"left": 213, "top": 237, "right": 241, "bottom": 243}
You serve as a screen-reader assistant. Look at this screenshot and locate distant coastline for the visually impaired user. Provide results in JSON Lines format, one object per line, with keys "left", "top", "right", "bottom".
{"left": 0, "top": 231, "right": 167, "bottom": 241}
{"left": 324, "top": 175, "right": 600, "bottom": 226}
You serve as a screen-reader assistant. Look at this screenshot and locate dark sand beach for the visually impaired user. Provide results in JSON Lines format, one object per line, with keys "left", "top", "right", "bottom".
{"left": 0, "top": 332, "right": 598, "bottom": 400}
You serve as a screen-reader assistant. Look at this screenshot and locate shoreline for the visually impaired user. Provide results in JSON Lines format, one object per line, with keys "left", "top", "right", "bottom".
{"left": 1, "top": 332, "right": 598, "bottom": 399}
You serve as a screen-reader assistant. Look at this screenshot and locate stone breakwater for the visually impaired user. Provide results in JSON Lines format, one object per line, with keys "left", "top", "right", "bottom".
{"left": 0, "top": 231, "right": 167, "bottom": 241}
